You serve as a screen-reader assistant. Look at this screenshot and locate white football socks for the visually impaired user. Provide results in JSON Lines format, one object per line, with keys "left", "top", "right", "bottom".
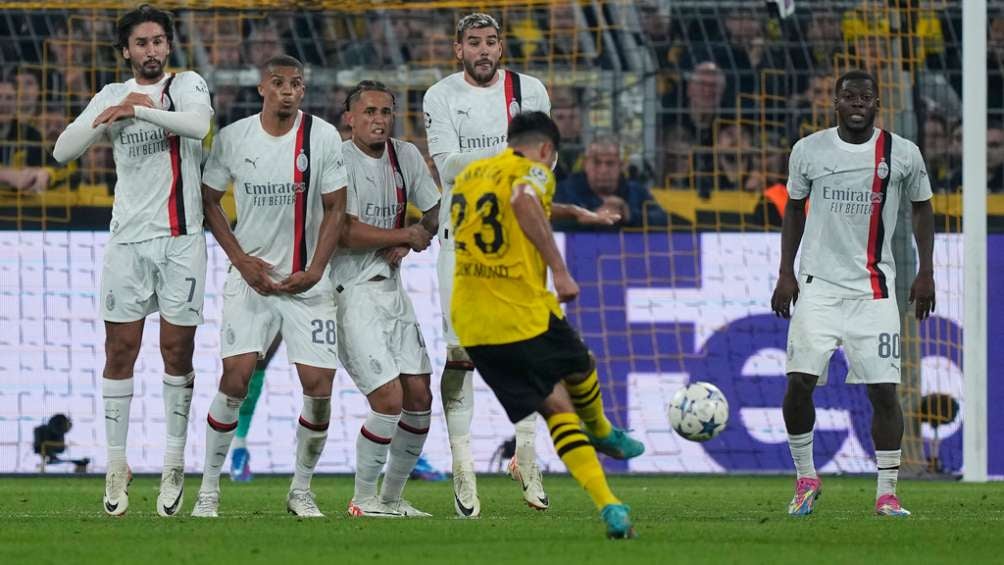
{"left": 381, "top": 409, "right": 431, "bottom": 503}
{"left": 354, "top": 410, "right": 400, "bottom": 501}
{"left": 102, "top": 377, "right": 134, "bottom": 468}
{"left": 162, "top": 372, "right": 195, "bottom": 469}
{"left": 199, "top": 392, "right": 242, "bottom": 494}
{"left": 292, "top": 395, "right": 330, "bottom": 492}
{"left": 876, "top": 449, "right": 902, "bottom": 499}
{"left": 514, "top": 414, "right": 538, "bottom": 468}
{"left": 787, "top": 431, "right": 817, "bottom": 479}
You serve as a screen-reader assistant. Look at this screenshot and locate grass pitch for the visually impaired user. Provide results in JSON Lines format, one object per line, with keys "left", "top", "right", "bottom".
{"left": 1, "top": 474, "right": 1001, "bottom": 565}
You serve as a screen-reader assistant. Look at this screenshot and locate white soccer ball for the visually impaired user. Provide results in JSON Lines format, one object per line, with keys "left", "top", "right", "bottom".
{"left": 668, "top": 382, "right": 729, "bottom": 442}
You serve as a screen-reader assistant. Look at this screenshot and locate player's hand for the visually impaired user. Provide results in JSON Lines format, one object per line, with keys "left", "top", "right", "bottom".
{"left": 553, "top": 270, "right": 580, "bottom": 303}
{"left": 575, "top": 205, "right": 621, "bottom": 226}
{"left": 379, "top": 245, "right": 410, "bottom": 268}
{"left": 236, "top": 255, "right": 278, "bottom": 295}
{"left": 404, "top": 224, "right": 433, "bottom": 252}
{"left": 909, "top": 270, "right": 936, "bottom": 320}
{"left": 7, "top": 167, "right": 50, "bottom": 193}
{"left": 122, "top": 92, "right": 156, "bottom": 109}
{"left": 92, "top": 104, "right": 137, "bottom": 128}
{"left": 277, "top": 269, "right": 321, "bottom": 294}
{"left": 771, "top": 271, "right": 799, "bottom": 319}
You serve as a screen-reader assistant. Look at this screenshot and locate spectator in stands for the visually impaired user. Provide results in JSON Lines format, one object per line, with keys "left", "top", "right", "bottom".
{"left": 321, "top": 84, "right": 351, "bottom": 140}
{"left": 0, "top": 76, "right": 50, "bottom": 193}
{"left": 550, "top": 86, "right": 584, "bottom": 181}
{"left": 950, "top": 120, "right": 1004, "bottom": 194}
{"left": 698, "top": 124, "right": 762, "bottom": 195}
{"left": 989, "top": 13, "right": 1004, "bottom": 112}
{"left": 246, "top": 25, "right": 283, "bottom": 68}
{"left": 209, "top": 33, "right": 242, "bottom": 69}
{"left": 661, "top": 127, "right": 694, "bottom": 190}
{"left": 14, "top": 68, "right": 42, "bottom": 128}
{"left": 553, "top": 135, "right": 669, "bottom": 230}
{"left": 717, "top": 8, "right": 784, "bottom": 113}
{"left": 788, "top": 72, "right": 836, "bottom": 142}
{"left": 924, "top": 114, "right": 956, "bottom": 193}
{"left": 669, "top": 61, "right": 727, "bottom": 187}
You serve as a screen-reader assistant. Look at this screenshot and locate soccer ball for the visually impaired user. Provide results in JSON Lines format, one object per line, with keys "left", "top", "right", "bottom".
{"left": 668, "top": 382, "right": 729, "bottom": 442}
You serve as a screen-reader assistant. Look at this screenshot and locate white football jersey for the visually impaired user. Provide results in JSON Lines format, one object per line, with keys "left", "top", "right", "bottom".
{"left": 787, "top": 127, "right": 933, "bottom": 299}
{"left": 332, "top": 139, "right": 440, "bottom": 286}
{"left": 203, "top": 111, "right": 347, "bottom": 280}
{"left": 67, "top": 71, "right": 211, "bottom": 243}
{"left": 423, "top": 69, "right": 550, "bottom": 244}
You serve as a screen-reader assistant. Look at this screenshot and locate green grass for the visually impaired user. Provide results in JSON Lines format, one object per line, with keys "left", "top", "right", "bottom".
{"left": 1, "top": 475, "right": 1001, "bottom": 565}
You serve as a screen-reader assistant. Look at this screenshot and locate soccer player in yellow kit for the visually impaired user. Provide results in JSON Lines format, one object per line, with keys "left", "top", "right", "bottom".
{"left": 449, "top": 111, "right": 644, "bottom": 539}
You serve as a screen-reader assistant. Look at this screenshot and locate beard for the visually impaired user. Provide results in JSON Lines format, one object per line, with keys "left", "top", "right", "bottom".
{"left": 276, "top": 105, "right": 296, "bottom": 120}
{"left": 463, "top": 57, "right": 499, "bottom": 85}
{"left": 134, "top": 57, "right": 166, "bottom": 81}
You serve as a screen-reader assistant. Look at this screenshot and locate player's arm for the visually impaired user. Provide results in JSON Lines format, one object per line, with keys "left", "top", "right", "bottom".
{"left": 910, "top": 199, "right": 935, "bottom": 319}
{"left": 511, "top": 183, "right": 579, "bottom": 303}
{"left": 129, "top": 104, "right": 212, "bottom": 140}
{"left": 93, "top": 73, "right": 213, "bottom": 140}
{"left": 342, "top": 214, "right": 432, "bottom": 252}
{"left": 551, "top": 203, "right": 621, "bottom": 226}
{"left": 53, "top": 88, "right": 113, "bottom": 164}
{"left": 771, "top": 197, "right": 807, "bottom": 319}
{"left": 202, "top": 184, "right": 277, "bottom": 295}
{"left": 279, "top": 188, "right": 347, "bottom": 294}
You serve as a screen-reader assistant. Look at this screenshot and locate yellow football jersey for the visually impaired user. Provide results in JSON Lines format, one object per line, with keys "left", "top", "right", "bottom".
{"left": 450, "top": 148, "right": 564, "bottom": 346}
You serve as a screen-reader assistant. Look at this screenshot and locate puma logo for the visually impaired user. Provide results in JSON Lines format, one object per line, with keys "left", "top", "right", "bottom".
{"left": 245, "top": 157, "right": 260, "bottom": 168}
{"left": 456, "top": 108, "right": 471, "bottom": 118}
{"left": 823, "top": 165, "right": 838, "bottom": 175}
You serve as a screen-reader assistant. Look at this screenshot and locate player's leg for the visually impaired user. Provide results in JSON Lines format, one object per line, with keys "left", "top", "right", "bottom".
{"left": 783, "top": 285, "right": 840, "bottom": 516}
{"left": 438, "top": 246, "right": 480, "bottom": 516}
{"left": 279, "top": 286, "right": 340, "bottom": 517}
{"left": 538, "top": 387, "right": 635, "bottom": 539}
{"left": 231, "top": 336, "right": 280, "bottom": 483}
{"left": 508, "top": 414, "right": 549, "bottom": 510}
{"left": 845, "top": 296, "right": 909, "bottom": 516}
{"left": 191, "top": 352, "right": 258, "bottom": 518}
{"left": 287, "top": 362, "right": 335, "bottom": 518}
{"left": 101, "top": 320, "right": 145, "bottom": 517}
{"left": 154, "top": 232, "right": 206, "bottom": 516}
{"left": 99, "top": 240, "right": 157, "bottom": 517}
{"left": 563, "top": 354, "right": 645, "bottom": 460}
{"left": 380, "top": 373, "right": 432, "bottom": 517}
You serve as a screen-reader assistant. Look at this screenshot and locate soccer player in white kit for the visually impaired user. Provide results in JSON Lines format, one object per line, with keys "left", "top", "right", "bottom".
{"left": 424, "top": 13, "right": 620, "bottom": 517}
{"left": 192, "top": 55, "right": 347, "bottom": 518}
{"left": 334, "top": 81, "right": 440, "bottom": 517}
{"left": 771, "top": 70, "right": 936, "bottom": 517}
{"left": 52, "top": 5, "right": 213, "bottom": 518}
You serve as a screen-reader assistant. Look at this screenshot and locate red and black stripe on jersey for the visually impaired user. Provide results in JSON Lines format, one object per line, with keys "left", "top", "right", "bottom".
{"left": 161, "top": 73, "right": 187, "bottom": 237}
{"left": 865, "top": 129, "right": 893, "bottom": 299}
{"left": 503, "top": 70, "right": 522, "bottom": 123}
{"left": 291, "top": 113, "right": 314, "bottom": 273}
{"left": 386, "top": 139, "right": 408, "bottom": 229}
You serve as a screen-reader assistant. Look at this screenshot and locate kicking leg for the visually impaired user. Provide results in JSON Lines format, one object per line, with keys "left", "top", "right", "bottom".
{"left": 563, "top": 356, "right": 644, "bottom": 460}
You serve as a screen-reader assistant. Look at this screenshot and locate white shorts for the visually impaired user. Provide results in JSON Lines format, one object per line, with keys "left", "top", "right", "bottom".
{"left": 437, "top": 243, "right": 460, "bottom": 347}
{"left": 220, "top": 269, "right": 339, "bottom": 369}
{"left": 336, "top": 276, "right": 432, "bottom": 395}
{"left": 100, "top": 233, "right": 207, "bottom": 325}
{"left": 786, "top": 276, "right": 902, "bottom": 385}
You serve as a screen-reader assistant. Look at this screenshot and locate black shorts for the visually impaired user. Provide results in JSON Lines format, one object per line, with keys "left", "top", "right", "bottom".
{"left": 466, "top": 313, "right": 592, "bottom": 423}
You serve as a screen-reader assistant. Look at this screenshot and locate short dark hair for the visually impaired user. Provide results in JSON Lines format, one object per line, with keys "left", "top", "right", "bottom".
{"left": 456, "top": 13, "right": 501, "bottom": 42}
{"left": 507, "top": 111, "right": 560, "bottom": 150}
{"left": 344, "top": 80, "right": 396, "bottom": 113}
{"left": 261, "top": 54, "right": 303, "bottom": 75}
{"left": 115, "top": 4, "right": 174, "bottom": 53}
{"left": 835, "top": 69, "right": 877, "bottom": 95}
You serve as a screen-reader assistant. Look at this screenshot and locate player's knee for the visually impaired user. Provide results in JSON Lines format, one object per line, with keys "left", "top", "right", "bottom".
{"left": 219, "top": 371, "right": 250, "bottom": 398}
{"left": 368, "top": 380, "right": 404, "bottom": 415}
{"left": 785, "top": 373, "right": 817, "bottom": 401}
{"left": 402, "top": 379, "right": 433, "bottom": 412}
{"left": 160, "top": 340, "right": 194, "bottom": 374}
{"left": 867, "top": 383, "right": 900, "bottom": 413}
{"left": 104, "top": 336, "right": 141, "bottom": 375}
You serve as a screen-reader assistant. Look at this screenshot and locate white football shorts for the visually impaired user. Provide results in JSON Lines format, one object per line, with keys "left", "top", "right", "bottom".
{"left": 220, "top": 268, "right": 339, "bottom": 369}
{"left": 336, "top": 276, "right": 432, "bottom": 395}
{"left": 786, "top": 275, "right": 902, "bottom": 385}
{"left": 100, "top": 233, "right": 207, "bottom": 326}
